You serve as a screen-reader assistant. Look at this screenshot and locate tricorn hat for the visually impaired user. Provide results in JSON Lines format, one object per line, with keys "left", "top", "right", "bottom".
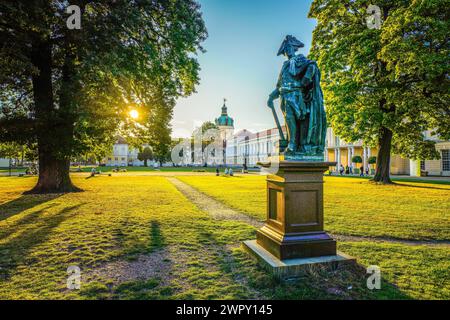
{"left": 277, "top": 35, "right": 304, "bottom": 56}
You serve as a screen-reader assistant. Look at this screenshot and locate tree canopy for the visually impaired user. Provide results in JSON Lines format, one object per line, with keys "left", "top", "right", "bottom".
{"left": 309, "top": 0, "right": 449, "bottom": 183}
{"left": 0, "top": 0, "right": 207, "bottom": 192}
{"left": 137, "top": 146, "right": 154, "bottom": 167}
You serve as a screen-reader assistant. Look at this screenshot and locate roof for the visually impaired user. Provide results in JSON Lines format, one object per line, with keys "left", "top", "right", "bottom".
{"left": 231, "top": 127, "right": 287, "bottom": 141}
{"left": 215, "top": 101, "right": 234, "bottom": 128}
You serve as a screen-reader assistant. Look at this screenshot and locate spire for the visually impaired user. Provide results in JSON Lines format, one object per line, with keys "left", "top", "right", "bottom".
{"left": 222, "top": 98, "right": 228, "bottom": 115}
{"left": 215, "top": 98, "right": 234, "bottom": 128}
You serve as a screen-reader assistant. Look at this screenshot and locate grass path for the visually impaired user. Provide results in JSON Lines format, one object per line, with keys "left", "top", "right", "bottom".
{"left": 167, "top": 177, "right": 263, "bottom": 228}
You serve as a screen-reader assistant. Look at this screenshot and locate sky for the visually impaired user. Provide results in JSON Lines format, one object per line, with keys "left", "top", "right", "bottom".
{"left": 171, "top": 0, "right": 316, "bottom": 138}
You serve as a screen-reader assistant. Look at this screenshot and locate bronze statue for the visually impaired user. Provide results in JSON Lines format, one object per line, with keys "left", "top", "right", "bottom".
{"left": 267, "top": 35, "right": 327, "bottom": 161}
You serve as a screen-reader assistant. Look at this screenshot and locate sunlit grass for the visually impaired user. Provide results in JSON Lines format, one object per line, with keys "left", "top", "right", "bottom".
{"left": 178, "top": 175, "right": 450, "bottom": 241}
{"left": 0, "top": 175, "right": 448, "bottom": 299}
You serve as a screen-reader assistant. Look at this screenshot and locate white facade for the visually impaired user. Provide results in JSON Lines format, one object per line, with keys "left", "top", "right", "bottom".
{"left": 104, "top": 139, "right": 154, "bottom": 167}
{"left": 224, "top": 128, "right": 281, "bottom": 167}
{"left": 105, "top": 143, "right": 128, "bottom": 167}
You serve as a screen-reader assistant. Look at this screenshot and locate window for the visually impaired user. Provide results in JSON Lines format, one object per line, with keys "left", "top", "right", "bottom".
{"left": 420, "top": 161, "right": 425, "bottom": 171}
{"left": 442, "top": 150, "right": 450, "bottom": 171}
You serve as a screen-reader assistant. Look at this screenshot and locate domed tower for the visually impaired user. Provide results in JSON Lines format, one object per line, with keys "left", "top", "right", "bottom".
{"left": 215, "top": 98, "right": 234, "bottom": 141}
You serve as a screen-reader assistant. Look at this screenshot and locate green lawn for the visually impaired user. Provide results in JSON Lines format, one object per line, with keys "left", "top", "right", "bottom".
{"left": 178, "top": 175, "right": 450, "bottom": 241}
{"left": 0, "top": 168, "right": 26, "bottom": 173}
{"left": 70, "top": 166, "right": 227, "bottom": 173}
{"left": 0, "top": 175, "right": 448, "bottom": 299}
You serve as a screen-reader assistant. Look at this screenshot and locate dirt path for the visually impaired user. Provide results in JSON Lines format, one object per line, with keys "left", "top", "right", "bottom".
{"left": 167, "top": 177, "right": 264, "bottom": 229}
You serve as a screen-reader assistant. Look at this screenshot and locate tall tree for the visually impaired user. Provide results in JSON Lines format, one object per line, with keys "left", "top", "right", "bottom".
{"left": 138, "top": 146, "right": 153, "bottom": 167}
{"left": 0, "top": 0, "right": 207, "bottom": 193}
{"left": 309, "top": 0, "right": 449, "bottom": 183}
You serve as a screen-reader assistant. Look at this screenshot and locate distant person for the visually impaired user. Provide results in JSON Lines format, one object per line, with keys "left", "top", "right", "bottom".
{"left": 216, "top": 167, "right": 219, "bottom": 176}
{"left": 339, "top": 165, "right": 344, "bottom": 175}
{"left": 345, "top": 165, "right": 349, "bottom": 175}
{"left": 360, "top": 165, "right": 364, "bottom": 177}
{"left": 224, "top": 168, "right": 229, "bottom": 175}
{"left": 229, "top": 168, "right": 234, "bottom": 176}
{"left": 366, "top": 166, "right": 370, "bottom": 176}
{"left": 349, "top": 165, "right": 353, "bottom": 174}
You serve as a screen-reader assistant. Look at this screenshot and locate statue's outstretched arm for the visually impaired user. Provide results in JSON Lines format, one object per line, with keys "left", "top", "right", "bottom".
{"left": 269, "top": 88, "right": 280, "bottom": 100}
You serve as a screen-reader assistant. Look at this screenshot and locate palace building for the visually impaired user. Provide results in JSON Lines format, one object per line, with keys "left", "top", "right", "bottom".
{"left": 216, "top": 104, "right": 450, "bottom": 177}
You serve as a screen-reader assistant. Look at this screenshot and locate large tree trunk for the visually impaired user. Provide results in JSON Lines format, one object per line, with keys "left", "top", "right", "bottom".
{"left": 29, "top": 150, "right": 78, "bottom": 193}
{"left": 373, "top": 126, "right": 393, "bottom": 184}
{"left": 26, "top": 38, "right": 79, "bottom": 194}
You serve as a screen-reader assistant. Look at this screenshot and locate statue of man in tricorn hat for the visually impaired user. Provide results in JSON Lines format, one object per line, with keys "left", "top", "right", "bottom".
{"left": 267, "top": 35, "right": 327, "bottom": 160}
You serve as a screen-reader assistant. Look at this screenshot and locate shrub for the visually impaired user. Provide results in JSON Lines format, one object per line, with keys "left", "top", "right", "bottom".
{"left": 352, "top": 155, "right": 363, "bottom": 164}
{"left": 368, "top": 156, "right": 377, "bottom": 165}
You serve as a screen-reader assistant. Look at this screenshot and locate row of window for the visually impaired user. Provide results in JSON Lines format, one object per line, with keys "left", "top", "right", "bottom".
{"left": 226, "top": 141, "right": 277, "bottom": 156}
{"left": 421, "top": 150, "right": 450, "bottom": 171}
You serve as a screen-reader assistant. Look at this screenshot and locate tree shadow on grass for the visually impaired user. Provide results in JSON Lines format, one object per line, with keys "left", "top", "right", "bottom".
{"left": 0, "top": 193, "right": 63, "bottom": 222}
{"left": 0, "top": 203, "right": 60, "bottom": 241}
{"left": 81, "top": 220, "right": 173, "bottom": 300}
{"left": 0, "top": 203, "right": 83, "bottom": 281}
{"left": 112, "top": 219, "right": 166, "bottom": 259}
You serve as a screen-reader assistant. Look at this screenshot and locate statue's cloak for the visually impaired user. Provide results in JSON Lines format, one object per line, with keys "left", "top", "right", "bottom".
{"left": 290, "top": 55, "right": 327, "bottom": 153}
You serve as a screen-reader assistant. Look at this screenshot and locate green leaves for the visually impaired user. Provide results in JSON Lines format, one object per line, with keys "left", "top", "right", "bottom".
{"left": 309, "top": 0, "right": 448, "bottom": 160}
{"left": 0, "top": 0, "right": 207, "bottom": 161}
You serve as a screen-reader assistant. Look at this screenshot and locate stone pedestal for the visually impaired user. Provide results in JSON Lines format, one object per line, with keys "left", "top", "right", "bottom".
{"left": 244, "top": 160, "right": 356, "bottom": 277}
{"left": 255, "top": 161, "right": 337, "bottom": 260}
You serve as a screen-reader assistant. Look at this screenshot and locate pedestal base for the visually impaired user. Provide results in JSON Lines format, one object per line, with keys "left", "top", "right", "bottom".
{"left": 243, "top": 240, "right": 356, "bottom": 279}
{"left": 257, "top": 225, "right": 336, "bottom": 260}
